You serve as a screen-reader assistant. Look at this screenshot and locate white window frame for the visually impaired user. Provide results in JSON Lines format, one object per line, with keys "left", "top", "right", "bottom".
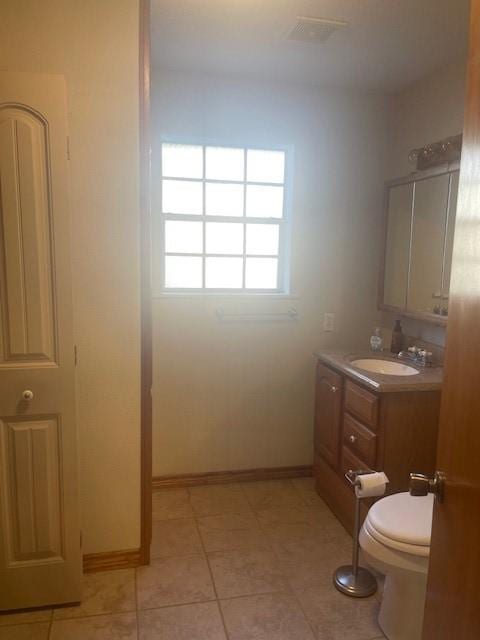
{"left": 155, "top": 140, "right": 293, "bottom": 295}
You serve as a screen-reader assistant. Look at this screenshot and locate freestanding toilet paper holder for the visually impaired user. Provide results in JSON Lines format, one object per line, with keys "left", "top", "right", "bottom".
{"left": 333, "top": 469, "right": 378, "bottom": 598}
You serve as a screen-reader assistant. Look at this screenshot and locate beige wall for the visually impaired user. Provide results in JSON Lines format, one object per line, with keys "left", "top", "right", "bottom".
{"left": 381, "top": 59, "right": 467, "bottom": 347}
{"left": 0, "top": 1, "right": 141, "bottom": 553}
{"left": 151, "top": 70, "right": 387, "bottom": 476}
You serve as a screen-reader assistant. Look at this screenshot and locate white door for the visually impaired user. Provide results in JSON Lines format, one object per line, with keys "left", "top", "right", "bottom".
{"left": 0, "top": 72, "right": 81, "bottom": 610}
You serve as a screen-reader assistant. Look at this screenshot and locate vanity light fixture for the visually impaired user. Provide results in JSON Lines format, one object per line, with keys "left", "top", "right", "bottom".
{"left": 408, "top": 134, "right": 462, "bottom": 170}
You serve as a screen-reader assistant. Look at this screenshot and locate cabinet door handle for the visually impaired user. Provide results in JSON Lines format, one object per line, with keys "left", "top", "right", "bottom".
{"left": 320, "top": 378, "right": 338, "bottom": 393}
{"left": 349, "top": 434, "right": 356, "bottom": 444}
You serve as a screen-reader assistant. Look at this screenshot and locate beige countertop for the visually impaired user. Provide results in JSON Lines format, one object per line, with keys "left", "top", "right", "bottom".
{"left": 316, "top": 350, "right": 443, "bottom": 393}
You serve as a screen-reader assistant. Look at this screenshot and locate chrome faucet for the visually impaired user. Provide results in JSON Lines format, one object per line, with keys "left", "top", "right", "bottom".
{"left": 398, "top": 346, "right": 434, "bottom": 367}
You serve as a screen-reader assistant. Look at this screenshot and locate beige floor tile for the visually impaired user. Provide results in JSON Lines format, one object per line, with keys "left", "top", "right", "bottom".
{"left": 220, "top": 593, "right": 314, "bottom": 640}
{"left": 242, "top": 480, "right": 305, "bottom": 510}
{"left": 273, "top": 538, "right": 351, "bottom": 590}
{"left": 136, "top": 555, "right": 215, "bottom": 610}
{"left": 208, "top": 547, "right": 290, "bottom": 599}
{"left": 0, "top": 624, "right": 49, "bottom": 640}
{"left": 50, "top": 612, "right": 137, "bottom": 640}
{"left": 189, "top": 484, "right": 251, "bottom": 516}
{"left": 257, "top": 505, "right": 348, "bottom": 544}
{"left": 256, "top": 505, "right": 327, "bottom": 527}
{"left": 291, "top": 477, "right": 327, "bottom": 506}
{"left": 138, "top": 601, "right": 226, "bottom": 640}
{"left": 198, "top": 513, "right": 269, "bottom": 552}
{"left": 53, "top": 569, "right": 136, "bottom": 619}
{"left": 152, "top": 489, "right": 193, "bottom": 521}
{"left": 0, "top": 611, "right": 51, "bottom": 627}
{"left": 306, "top": 499, "right": 343, "bottom": 522}
{"left": 296, "top": 584, "right": 381, "bottom": 640}
{"left": 150, "top": 518, "right": 203, "bottom": 559}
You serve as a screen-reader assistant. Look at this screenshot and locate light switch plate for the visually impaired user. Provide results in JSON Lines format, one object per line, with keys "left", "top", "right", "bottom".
{"left": 323, "top": 312, "right": 335, "bottom": 332}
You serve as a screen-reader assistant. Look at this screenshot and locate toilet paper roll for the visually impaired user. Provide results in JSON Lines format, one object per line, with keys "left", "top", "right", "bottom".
{"left": 355, "top": 472, "right": 389, "bottom": 498}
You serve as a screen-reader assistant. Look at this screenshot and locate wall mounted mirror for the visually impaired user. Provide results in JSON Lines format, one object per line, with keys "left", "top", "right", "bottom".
{"left": 380, "top": 165, "right": 459, "bottom": 323}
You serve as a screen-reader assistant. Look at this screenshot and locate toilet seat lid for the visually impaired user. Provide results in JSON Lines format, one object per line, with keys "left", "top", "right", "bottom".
{"left": 366, "top": 492, "right": 434, "bottom": 547}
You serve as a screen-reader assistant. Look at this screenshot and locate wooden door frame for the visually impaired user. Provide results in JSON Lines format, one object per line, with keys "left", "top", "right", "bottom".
{"left": 422, "top": 1, "right": 480, "bottom": 635}
{"left": 139, "top": 0, "right": 152, "bottom": 566}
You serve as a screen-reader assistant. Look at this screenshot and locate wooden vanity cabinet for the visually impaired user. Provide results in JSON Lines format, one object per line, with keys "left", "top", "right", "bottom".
{"left": 313, "top": 360, "right": 441, "bottom": 533}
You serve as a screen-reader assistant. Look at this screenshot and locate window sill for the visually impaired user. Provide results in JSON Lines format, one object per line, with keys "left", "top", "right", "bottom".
{"left": 153, "top": 292, "right": 299, "bottom": 300}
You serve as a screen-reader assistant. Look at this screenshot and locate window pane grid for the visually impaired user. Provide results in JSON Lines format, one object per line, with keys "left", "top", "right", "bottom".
{"left": 163, "top": 219, "right": 283, "bottom": 258}
{"left": 162, "top": 176, "right": 285, "bottom": 187}
{"left": 164, "top": 253, "right": 281, "bottom": 259}
{"left": 242, "top": 149, "right": 247, "bottom": 288}
{"left": 160, "top": 143, "right": 287, "bottom": 291}
{"left": 201, "top": 145, "right": 206, "bottom": 288}
{"left": 164, "top": 213, "right": 282, "bottom": 224}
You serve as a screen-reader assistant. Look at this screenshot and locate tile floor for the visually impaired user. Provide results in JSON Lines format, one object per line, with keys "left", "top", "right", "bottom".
{"left": 0, "top": 478, "right": 385, "bottom": 639}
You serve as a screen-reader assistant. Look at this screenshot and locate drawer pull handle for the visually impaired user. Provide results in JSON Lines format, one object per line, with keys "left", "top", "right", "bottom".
{"left": 349, "top": 435, "right": 357, "bottom": 444}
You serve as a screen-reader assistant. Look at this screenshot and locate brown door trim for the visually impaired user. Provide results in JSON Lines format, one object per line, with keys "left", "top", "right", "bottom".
{"left": 139, "top": 0, "right": 152, "bottom": 566}
{"left": 83, "top": 548, "right": 142, "bottom": 573}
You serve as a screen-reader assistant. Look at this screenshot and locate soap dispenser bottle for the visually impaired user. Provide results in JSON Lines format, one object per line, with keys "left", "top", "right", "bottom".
{"left": 390, "top": 320, "right": 403, "bottom": 354}
{"left": 370, "top": 327, "right": 383, "bottom": 352}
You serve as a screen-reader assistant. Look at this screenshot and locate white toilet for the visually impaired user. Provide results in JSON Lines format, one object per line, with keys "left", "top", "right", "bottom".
{"left": 359, "top": 492, "right": 434, "bottom": 640}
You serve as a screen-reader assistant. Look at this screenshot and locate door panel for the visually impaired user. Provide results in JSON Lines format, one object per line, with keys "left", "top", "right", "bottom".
{"left": 0, "top": 108, "right": 56, "bottom": 364}
{"left": 1, "top": 417, "right": 62, "bottom": 562}
{"left": 314, "top": 363, "right": 343, "bottom": 469}
{"left": 422, "top": 3, "right": 480, "bottom": 637}
{"left": 0, "top": 72, "right": 81, "bottom": 610}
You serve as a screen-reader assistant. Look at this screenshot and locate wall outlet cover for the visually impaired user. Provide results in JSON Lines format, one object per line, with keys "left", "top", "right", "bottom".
{"left": 323, "top": 312, "right": 335, "bottom": 332}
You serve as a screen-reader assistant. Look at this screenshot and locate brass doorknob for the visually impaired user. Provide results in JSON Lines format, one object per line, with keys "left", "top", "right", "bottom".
{"left": 409, "top": 471, "right": 445, "bottom": 502}
{"left": 22, "top": 390, "right": 34, "bottom": 401}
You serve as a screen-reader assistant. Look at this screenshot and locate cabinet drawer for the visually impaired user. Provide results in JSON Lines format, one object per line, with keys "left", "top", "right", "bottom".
{"left": 340, "top": 446, "right": 373, "bottom": 483}
{"left": 343, "top": 413, "right": 377, "bottom": 467}
{"left": 345, "top": 381, "right": 378, "bottom": 428}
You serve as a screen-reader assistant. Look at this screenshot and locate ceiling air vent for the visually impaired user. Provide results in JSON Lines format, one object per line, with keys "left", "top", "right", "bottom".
{"left": 287, "top": 16, "right": 348, "bottom": 44}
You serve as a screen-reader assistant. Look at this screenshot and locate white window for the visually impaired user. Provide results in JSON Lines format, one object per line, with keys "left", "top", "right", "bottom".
{"left": 158, "top": 143, "right": 290, "bottom": 293}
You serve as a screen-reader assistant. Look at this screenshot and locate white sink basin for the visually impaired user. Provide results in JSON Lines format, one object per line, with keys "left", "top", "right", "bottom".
{"left": 351, "top": 358, "right": 420, "bottom": 376}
